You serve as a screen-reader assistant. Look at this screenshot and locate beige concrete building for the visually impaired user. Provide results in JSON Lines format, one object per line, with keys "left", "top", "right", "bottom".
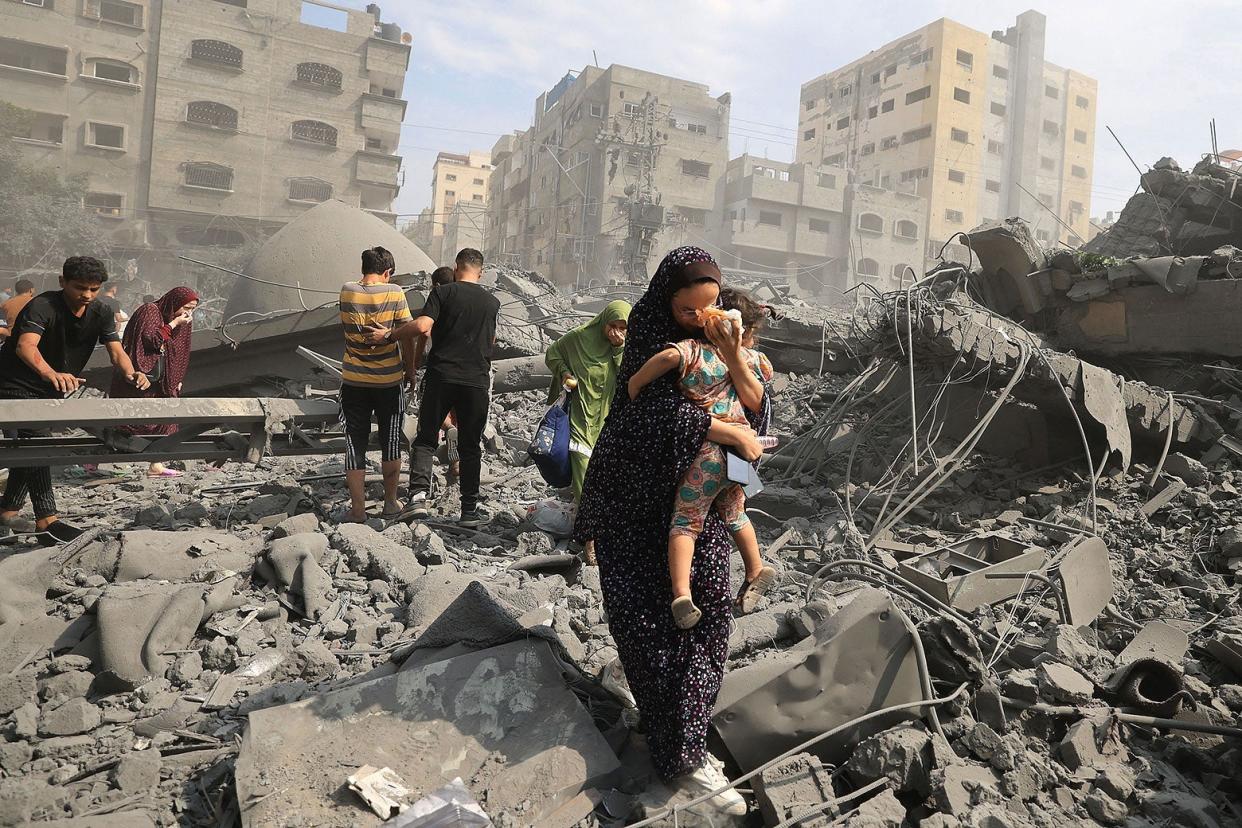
{"left": 422, "top": 150, "right": 492, "bottom": 262}
{"left": 0, "top": 0, "right": 410, "bottom": 281}
{"left": 485, "top": 64, "right": 730, "bottom": 291}
{"left": 797, "top": 10, "right": 1097, "bottom": 288}
{"left": 1, "top": 0, "right": 159, "bottom": 258}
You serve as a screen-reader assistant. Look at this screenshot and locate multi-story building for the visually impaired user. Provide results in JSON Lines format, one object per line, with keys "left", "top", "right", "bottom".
{"left": 797, "top": 10, "right": 1097, "bottom": 289}
{"left": 1, "top": 0, "right": 410, "bottom": 278}
{"left": 712, "top": 154, "right": 852, "bottom": 294}
{"left": 1, "top": 0, "right": 159, "bottom": 257}
{"left": 486, "top": 64, "right": 730, "bottom": 291}
{"left": 422, "top": 150, "right": 492, "bottom": 262}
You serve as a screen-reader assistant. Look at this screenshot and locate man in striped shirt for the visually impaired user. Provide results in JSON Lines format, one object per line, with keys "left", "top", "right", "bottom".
{"left": 338, "top": 246, "right": 413, "bottom": 522}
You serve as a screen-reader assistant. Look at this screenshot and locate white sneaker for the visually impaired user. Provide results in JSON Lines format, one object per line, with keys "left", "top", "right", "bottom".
{"left": 680, "top": 754, "right": 747, "bottom": 817}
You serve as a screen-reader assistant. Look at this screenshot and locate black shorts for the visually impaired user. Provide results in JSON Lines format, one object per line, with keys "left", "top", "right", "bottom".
{"left": 339, "top": 383, "right": 405, "bottom": 470}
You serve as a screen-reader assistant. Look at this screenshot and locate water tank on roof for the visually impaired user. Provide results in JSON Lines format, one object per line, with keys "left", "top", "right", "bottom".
{"left": 380, "top": 22, "right": 401, "bottom": 42}
{"left": 366, "top": 4, "right": 381, "bottom": 21}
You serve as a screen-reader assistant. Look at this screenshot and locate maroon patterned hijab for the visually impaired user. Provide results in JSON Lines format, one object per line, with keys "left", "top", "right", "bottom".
{"left": 122, "top": 287, "right": 198, "bottom": 396}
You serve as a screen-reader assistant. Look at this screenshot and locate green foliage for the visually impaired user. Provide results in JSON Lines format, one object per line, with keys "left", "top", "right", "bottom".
{"left": 0, "top": 102, "right": 35, "bottom": 140}
{"left": 1075, "top": 252, "right": 1123, "bottom": 272}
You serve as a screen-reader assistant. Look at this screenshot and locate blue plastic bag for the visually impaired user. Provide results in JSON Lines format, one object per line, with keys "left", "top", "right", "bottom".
{"left": 528, "top": 391, "right": 572, "bottom": 488}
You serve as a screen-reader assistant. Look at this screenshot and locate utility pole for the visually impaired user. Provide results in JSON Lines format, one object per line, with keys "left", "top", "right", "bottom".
{"left": 597, "top": 93, "right": 667, "bottom": 283}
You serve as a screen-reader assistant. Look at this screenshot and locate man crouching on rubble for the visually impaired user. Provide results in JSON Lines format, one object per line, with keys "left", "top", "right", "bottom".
{"left": 367, "top": 248, "right": 499, "bottom": 528}
{"left": 0, "top": 256, "right": 149, "bottom": 546}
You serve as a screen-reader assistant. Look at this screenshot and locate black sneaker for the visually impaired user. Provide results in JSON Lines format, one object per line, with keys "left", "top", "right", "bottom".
{"left": 395, "top": 494, "right": 430, "bottom": 523}
{"left": 36, "top": 520, "right": 84, "bottom": 547}
{"left": 458, "top": 508, "right": 484, "bottom": 528}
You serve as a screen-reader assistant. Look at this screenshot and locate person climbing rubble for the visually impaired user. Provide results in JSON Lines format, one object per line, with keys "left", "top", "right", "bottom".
{"left": 336, "top": 246, "right": 414, "bottom": 523}
{"left": 0, "top": 257, "right": 149, "bottom": 545}
{"left": 371, "top": 248, "right": 500, "bottom": 527}
{"left": 627, "top": 287, "right": 778, "bottom": 629}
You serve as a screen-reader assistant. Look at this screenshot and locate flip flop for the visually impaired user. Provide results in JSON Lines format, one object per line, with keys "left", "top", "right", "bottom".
{"left": 380, "top": 504, "right": 405, "bottom": 519}
{"left": 444, "top": 427, "right": 459, "bottom": 464}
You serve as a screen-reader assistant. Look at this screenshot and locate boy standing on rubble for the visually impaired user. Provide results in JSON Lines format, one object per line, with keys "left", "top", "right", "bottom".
{"left": 0, "top": 257, "right": 149, "bottom": 545}
{"left": 370, "top": 248, "right": 499, "bottom": 527}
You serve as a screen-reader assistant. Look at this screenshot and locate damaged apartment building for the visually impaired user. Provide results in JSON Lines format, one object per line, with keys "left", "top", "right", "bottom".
{"left": 1, "top": 0, "right": 410, "bottom": 287}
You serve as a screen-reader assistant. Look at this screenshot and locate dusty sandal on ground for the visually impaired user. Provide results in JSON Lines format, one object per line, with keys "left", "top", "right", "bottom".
{"left": 394, "top": 502, "right": 430, "bottom": 523}
{"left": 36, "top": 521, "right": 85, "bottom": 547}
{"left": 148, "top": 469, "right": 183, "bottom": 478}
{"left": 736, "top": 565, "right": 778, "bottom": 613}
{"left": 671, "top": 595, "right": 702, "bottom": 629}
{"left": 380, "top": 503, "right": 405, "bottom": 519}
{"left": 332, "top": 508, "right": 368, "bottom": 524}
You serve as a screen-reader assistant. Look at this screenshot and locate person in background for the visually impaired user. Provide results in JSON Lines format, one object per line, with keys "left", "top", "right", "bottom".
{"left": 576, "top": 247, "right": 766, "bottom": 817}
{"left": 97, "top": 283, "right": 128, "bottom": 332}
{"left": 417, "top": 266, "right": 460, "bottom": 479}
{"left": 337, "top": 246, "right": 413, "bottom": 522}
{"left": 0, "top": 257, "right": 149, "bottom": 544}
{"left": 1, "top": 279, "right": 36, "bottom": 337}
{"left": 544, "top": 300, "right": 630, "bottom": 562}
{"left": 375, "top": 248, "right": 499, "bottom": 527}
{"left": 109, "top": 287, "right": 199, "bottom": 478}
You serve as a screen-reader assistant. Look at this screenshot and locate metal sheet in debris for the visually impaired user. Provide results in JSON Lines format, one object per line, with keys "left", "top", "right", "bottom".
{"left": 1079, "top": 361, "right": 1132, "bottom": 472}
{"left": 1058, "top": 536, "right": 1113, "bottom": 626}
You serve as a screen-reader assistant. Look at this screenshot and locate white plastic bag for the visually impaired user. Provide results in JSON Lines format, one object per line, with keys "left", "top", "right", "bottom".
{"left": 526, "top": 498, "right": 577, "bottom": 538}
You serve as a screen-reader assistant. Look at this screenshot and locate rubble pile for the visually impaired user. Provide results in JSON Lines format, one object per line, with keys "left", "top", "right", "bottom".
{"left": 4, "top": 159, "right": 1242, "bottom": 827}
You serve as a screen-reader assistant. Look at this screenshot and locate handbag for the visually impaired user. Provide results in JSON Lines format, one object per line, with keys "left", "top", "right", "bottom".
{"left": 527, "top": 388, "right": 573, "bottom": 489}
{"left": 146, "top": 346, "right": 166, "bottom": 384}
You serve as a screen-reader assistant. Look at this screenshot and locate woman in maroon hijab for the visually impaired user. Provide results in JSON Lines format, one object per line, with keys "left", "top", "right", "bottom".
{"left": 109, "top": 287, "right": 199, "bottom": 477}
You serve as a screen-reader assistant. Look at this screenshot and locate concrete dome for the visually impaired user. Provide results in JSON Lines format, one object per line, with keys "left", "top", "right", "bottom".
{"left": 224, "top": 200, "right": 435, "bottom": 318}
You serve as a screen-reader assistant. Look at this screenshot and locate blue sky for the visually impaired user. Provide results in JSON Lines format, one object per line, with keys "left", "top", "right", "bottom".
{"left": 365, "top": 0, "right": 1240, "bottom": 225}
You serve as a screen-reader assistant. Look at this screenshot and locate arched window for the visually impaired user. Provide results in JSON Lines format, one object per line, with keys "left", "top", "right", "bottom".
{"left": 296, "top": 62, "right": 342, "bottom": 90}
{"left": 857, "top": 213, "right": 883, "bottom": 233}
{"left": 182, "top": 162, "right": 234, "bottom": 192}
{"left": 857, "top": 258, "right": 880, "bottom": 278}
{"left": 893, "top": 263, "right": 912, "bottom": 282}
{"left": 290, "top": 119, "right": 337, "bottom": 147}
{"left": 288, "top": 177, "right": 333, "bottom": 202}
{"left": 895, "top": 219, "right": 918, "bottom": 239}
{"left": 185, "top": 101, "right": 238, "bottom": 131}
{"left": 190, "top": 39, "right": 243, "bottom": 69}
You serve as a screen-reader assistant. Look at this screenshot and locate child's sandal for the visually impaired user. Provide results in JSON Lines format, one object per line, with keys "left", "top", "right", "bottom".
{"left": 671, "top": 596, "right": 702, "bottom": 629}
{"left": 736, "top": 565, "right": 778, "bottom": 613}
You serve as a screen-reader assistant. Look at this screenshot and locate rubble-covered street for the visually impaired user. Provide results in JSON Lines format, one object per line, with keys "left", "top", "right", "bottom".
{"left": 5, "top": 152, "right": 1242, "bottom": 828}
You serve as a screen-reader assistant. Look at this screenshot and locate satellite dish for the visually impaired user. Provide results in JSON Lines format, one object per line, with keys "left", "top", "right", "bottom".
{"left": 401, "top": 32, "right": 413, "bottom": 44}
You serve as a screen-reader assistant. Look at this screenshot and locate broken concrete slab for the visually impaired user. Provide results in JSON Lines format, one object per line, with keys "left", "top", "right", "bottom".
{"left": 85, "top": 531, "right": 261, "bottom": 583}
{"left": 332, "top": 523, "right": 422, "bottom": 595}
{"left": 254, "top": 533, "right": 333, "bottom": 620}
{"left": 234, "top": 639, "right": 619, "bottom": 826}
{"left": 753, "top": 753, "right": 836, "bottom": 827}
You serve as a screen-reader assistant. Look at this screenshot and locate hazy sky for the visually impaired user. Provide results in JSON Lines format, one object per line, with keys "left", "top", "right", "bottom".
{"left": 373, "top": 0, "right": 1239, "bottom": 227}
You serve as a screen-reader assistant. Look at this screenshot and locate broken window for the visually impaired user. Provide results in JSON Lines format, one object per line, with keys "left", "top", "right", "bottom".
{"left": 1040, "top": 156, "right": 1056, "bottom": 171}
{"left": 950, "top": 128, "right": 968, "bottom": 143}
{"left": 857, "top": 213, "right": 883, "bottom": 233}
{"left": 985, "top": 179, "right": 1001, "bottom": 193}
{"left": 98, "top": 0, "right": 142, "bottom": 26}
{"left": 895, "top": 219, "right": 918, "bottom": 239}
{"left": 992, "top": 64, "right": 1009, "bottom": 80}
{"left": 296, "top": 62, "right": 343, "bottom": 90}
{"left": 987, "top": 139, "right": 1005, "bottom": 155}
{"left": 881, "top": 135, "right": 899, "bottom": 150}
{"left": 956, "top": 49, "right": 973, "bottom": 69}
{"left": 1045, "top": 84, "right": 1059, "bottom": 99}
{"left": 948, "top": 169, "right": 965, "bottom": 183}
{"left": 191, "top": 39, "right": 243, "bottom": 69}
{"left": 11, "top": 112, "right": 64, "bottom": 144}
{"left": 856, "top": 257, "right": 879, "bottom": 277}
{"left": 900, "top": 167, "right": 928, "bottom": 182}
{"left": 881, "top": 98, "right": 894, "bottom": 113}
{"left": 623, "top": 102, "right": 641, "bottom": 117}
{"left": 902, "top": 125, "right": 931, "bottom": 143}
{"left": 186, "top": 101, "right": 238, "bottom": 130}
{"left": 1072, "top": 164, "right": 1088, "bottom": 178}
{"left": 680, "top": 159, "right": 710, "bottom": 178}
{"left": 809, "top": 217, "right": 831, "bottom": 233}
{"left": 291, "top": 119, "right": 337, "bottom": 147}
{"left": 0, "top": 39, "right": 68, "bottom": 76}
{"left": 758, "top": 210, "right": 782, "bottom": 226}
{"left": 1074, "top": 129, "right": 1088, "bottom": 144}
{"left": 991, "top": 101, "right": 1006, "bottom": 117}
{"left": 183, "top": 162, "right": 234, "bottom": 191}
{"left": 825, "top": 152, "right": 845, "bottom": 166}
{"left": 86, "top": 122, "right": 125, "bottom": 150}
{"left": 288, "top": 177, "right": 332, "bottom": 202}
{"left": 945, "top": 209, "right": 963, "bottom": 223}
{"left": 860, "top": 143, "right": 875, "bottom": 156}
{"left": 953, "top": 87, "right": 970, "bottom": 104}
{"left": 88, "top": 59, "right": 137, "bottom": 84}
{"left": 84, "top": 192, "right": 123, "bottom": 218}
{"left": 803, "top": 128, "right": 816, "bottom": 141}
{"left": 905, "top": 86, "right": 931, "bottom": 105}
{"left": 836, "top": 116, "right": 849, "bottom": 130}
{"left": 817, "top": 172, "right": 836, "bottom": 188}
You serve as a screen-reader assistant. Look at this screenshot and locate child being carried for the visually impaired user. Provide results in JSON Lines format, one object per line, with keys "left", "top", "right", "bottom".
{"left": 627, "top": 288, "right": 778, "bottom": 629}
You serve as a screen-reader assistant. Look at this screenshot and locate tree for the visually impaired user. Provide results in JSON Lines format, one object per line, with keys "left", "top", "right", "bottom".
{"left": 0, "top": 102, "right": 112, "bottom": 272}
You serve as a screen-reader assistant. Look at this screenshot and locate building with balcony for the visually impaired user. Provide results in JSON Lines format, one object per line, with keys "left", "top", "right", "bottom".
{"left": 485, "top": 64, "right": 730, "bottom": 291}
{"left": 422, "top": 149, "right": 492, "bottom": 262}
{"left": 796, "top": 11, "right": 1096, "bottom": 287}
{"left": 1, "top": 0, "right": 411, "bottom": 280}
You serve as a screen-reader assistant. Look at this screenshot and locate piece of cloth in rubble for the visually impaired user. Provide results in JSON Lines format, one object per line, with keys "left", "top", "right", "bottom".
{"left": 577, "top": 246, "right": 769, "bottom": 780}
{"left": 109, "top": 286, "right": 198, "bottom": 436}
{"left": 544, "top": 299, "right": 632, "bottom": 497}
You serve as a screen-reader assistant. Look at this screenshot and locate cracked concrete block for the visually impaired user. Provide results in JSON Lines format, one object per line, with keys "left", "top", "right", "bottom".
{"left": 170, "top": 651, "right": 203, "bottom": 685}
{"left": 256, "top": 533, "right": 333, "bottom": 620}
{"left": 754, "top": 753, "right": 836, "bottom": 827}
{"left": 112, "top": 748, "right": 161, "bottom": 792}
{"left": 411, "top": 524, "right": 449, "bottom": 565}
{"left": 842, "top": 787, "right": 905, "bottom": 827}
{"left": 1058, "top": 720, "right": 1100, "bottom": 771}
{"left": 47, "top": 655, "right": 92, "bottom": 674}
{"left": 39, "top": 671, "right": 93, "bottom": 705}
{"left": 1084, "top": 790, "right": 1127, "bottom": 825}
{"left": 1036, "top": 662, "right": 1095, "bottom": 705}
{"left": 1092, "top": 765, "right": 1135, "bottom": 801}
{"left": 333, "top": 523, "right": 422, "bottom": 593}
{"left": 1163, "top": 453, "right": 1209, "bottom": 487}
{"left": 848, "top": 724, "right": 932, "bottom": 794}
{"left": 234, "top": 640, "right": 619, "bottom": 827}
{"left": 936, "top": 764, "right": 1002, "bottom": 815}
{"left": 0, "top": 741, "right": 32, "bottom": 774}
{"left": 39, "top": 697, "right": 101, "bottom": 736}
{"left": 271, "top": 512, "right": 320, "bottom": 538}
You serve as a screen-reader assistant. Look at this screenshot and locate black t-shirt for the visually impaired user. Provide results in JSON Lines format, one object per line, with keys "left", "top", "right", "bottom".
{"left": 96, "top": 295, "right": 121, "bottom": 319}
{"left": 420, "top": 281, "right": 500, "bottom": 389}
{"left": 0, "top": 291, "right": 121, "bottom": 397}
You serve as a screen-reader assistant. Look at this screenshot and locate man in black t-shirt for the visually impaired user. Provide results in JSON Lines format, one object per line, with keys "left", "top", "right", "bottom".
{"left": 0, "top": 256, "right": 150, "bottom": 545}
{"left": 370, "top": 248, "right": 499, "bottom": 527}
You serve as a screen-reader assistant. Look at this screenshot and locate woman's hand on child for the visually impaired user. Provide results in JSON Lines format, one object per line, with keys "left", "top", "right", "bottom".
{"left": 704, "top": 316, "right": 742, "bottom": 356}
{"left": 730, "top": 426, "right": 763, "bottom": 462}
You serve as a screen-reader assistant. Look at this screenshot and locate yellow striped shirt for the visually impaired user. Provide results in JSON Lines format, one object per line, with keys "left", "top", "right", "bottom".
{"left": 339, "top": 281, "right": 413, "bottom": 387}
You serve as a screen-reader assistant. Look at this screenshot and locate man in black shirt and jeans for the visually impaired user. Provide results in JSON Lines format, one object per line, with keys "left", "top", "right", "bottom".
{"left": 0, "top": 257, "right": 149, "bottom": 544}
{"left": 370, "top": 248, "right": 499, "bottom": 527}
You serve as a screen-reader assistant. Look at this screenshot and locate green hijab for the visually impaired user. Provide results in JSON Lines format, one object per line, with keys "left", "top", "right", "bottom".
{"left": 545, "top": 300, "right": 632, "bottom": 445}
